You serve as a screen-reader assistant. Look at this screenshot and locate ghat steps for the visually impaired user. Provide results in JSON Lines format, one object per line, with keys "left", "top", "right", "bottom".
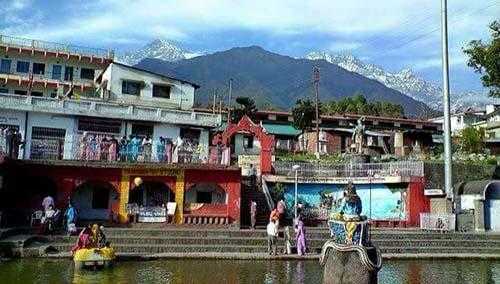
{"left": 46, "top": 228, "right": 500, "bottom": 256}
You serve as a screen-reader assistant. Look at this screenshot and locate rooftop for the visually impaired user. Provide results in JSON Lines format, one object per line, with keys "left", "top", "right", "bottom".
{"left": 0, "top": 34, "right": 113, "bottom": 60}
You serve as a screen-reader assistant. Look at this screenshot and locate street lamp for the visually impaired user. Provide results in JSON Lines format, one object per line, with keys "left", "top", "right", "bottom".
{"left": 292, "top": 164, "right": 301, "bottom": 220}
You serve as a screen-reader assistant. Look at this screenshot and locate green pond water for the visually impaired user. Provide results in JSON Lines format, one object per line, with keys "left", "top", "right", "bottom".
{"left": 0, "top": 259, "right": 499, "bottom": 284}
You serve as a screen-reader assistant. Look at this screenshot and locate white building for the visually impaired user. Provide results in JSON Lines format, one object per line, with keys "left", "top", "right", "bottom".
{"left": 0, "top": 34, "right": 220, "bottom": 161}
{"left": 429, "top": 109, "right": 485, "bottom": 136}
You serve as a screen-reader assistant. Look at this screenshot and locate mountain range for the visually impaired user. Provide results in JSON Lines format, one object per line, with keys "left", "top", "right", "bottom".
{"left": 119, "top": 39, "right": 496, "bottom": 116}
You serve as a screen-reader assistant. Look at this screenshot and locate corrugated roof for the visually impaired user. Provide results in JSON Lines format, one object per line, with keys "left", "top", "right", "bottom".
{"left": 262, "top": 123, "right": 301, "bottom": 136}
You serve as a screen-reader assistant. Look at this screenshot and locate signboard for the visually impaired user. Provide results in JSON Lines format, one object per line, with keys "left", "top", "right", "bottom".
{"left": 424, "top": 189, "right": 445, "bottom": 196}
{"left": 137, "top": 206, "right": 167, "bottom": 223}
{"left": 238, "top": 155, "right": 260, "bottom": 176}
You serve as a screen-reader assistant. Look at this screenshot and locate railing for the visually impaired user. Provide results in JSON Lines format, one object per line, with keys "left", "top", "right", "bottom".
{"left": 0, "top": 93, "right": 221, "bottom": 127}
{"left": 0, "top": 70, "right": 94, "bottom": 87}
{"left": 0, "top": 34, "right": 113, "bottom": 59}
{"left": 273, "top": 160, "right": 424, "bottom": 178}
{"left": 420, "top": 213, "right": 456, "bottom": 232}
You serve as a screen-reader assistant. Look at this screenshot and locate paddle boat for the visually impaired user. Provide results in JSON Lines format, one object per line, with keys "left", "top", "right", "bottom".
{"left": 73, "top": 246, "right": 115, "bottom": 270}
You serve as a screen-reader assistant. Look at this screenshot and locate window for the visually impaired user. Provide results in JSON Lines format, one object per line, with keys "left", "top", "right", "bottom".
{"left": 64, "top": 66, "right": 74, "bottom": 81}
{"left": 31, "top": 91, "right": 43, "bottom": 97}
{"left": 16, "top": 61, "right": 29, "bottom": 73}
{"left": 122, "top": 80, "right": 141, "bottom": 95}
{"left": 243, "top": 135, "right": 254, "bottom": 149}
{"left": 30, "top": 127, "right": 66, "bottom": 160}
{"left": 52, "top": 65, "right": 62, "bottom": 80}
{"left": 196, "top": 191, "right": 212, "bottom": 204}
{"left": 32, "top": 63, "right": 45, "bottom": 75}
{"left": 152, "top": 84, "right": 171, "bottom": 99}
{"left": 0, "top": 59, "right": 11, "bottom": 73}
{"left": 78, "top": 117, "right": 122, "bottom": 134}
{"left": 80, "top": 68, "right": 95, "bottom": 80}
{"left": 131, "top": 123, "right": 153, "bottom": 138}
{"left": 14, "top": 90, "right": 27, "bottom": 96}
{"left": 0, "top": 88, "right": 8, "bottom": 94}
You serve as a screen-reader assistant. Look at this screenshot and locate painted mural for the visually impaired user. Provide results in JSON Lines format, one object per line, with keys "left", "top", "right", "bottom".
{"left": 279, "top": 183, "right": 407, "bottom": 221}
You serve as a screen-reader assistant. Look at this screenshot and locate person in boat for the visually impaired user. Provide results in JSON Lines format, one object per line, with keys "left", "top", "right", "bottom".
{"left": 90, "top": 224, "right": 107, "bottom": 248}
{"left": 71, "top": 225, "right": 92, "bottom": 255}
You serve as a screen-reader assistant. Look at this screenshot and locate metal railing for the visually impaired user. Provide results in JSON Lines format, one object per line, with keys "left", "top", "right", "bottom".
{"left": 420, "top": 213, "right": 456, "bottom": 231}
{"left": 273, "top": 160, "right": 424, "bottom": 178}
{"left": 0, "top": 93, "right": 221, "bottom": 127}
{"left": 0, "top": 34, "right": 113, "bottom": 59}
{"left": 0, "top": 70, "right": 94, "bottom": 87}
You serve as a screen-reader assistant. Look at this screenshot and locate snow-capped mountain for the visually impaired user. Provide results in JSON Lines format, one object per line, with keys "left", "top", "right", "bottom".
{"left": 118, "top": 39, "right": 202, "bottom": 65}
{"left": 306, "top": 51, "right": 496, "bottom": 111}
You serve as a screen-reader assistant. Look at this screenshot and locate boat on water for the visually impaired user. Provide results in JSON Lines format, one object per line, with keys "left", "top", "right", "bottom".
{"left": 73, "top": 247, "right": 115, "bottom": 270}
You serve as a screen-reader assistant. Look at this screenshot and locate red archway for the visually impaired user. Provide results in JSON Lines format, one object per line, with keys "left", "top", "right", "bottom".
{"left": 212, "top": 115, "right": 274, "bottom": 174}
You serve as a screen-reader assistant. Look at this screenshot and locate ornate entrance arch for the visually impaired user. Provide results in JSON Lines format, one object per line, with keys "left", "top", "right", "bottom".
{"left": 213, "top": 115, "right": 274, "bottom": 174}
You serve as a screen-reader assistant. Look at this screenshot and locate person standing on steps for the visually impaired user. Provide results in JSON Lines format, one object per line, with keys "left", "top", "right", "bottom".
{"left": 295, "top": 215, "right": 307, "bottom": 256}
{"left": 250, "top": 200, "right": 257, "bottom": 229}
{"left": 267, "top": 219, "right": 278, "bottom": 255}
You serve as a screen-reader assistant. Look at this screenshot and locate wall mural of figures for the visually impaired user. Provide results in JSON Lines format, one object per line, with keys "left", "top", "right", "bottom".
{"left": 278, "top": 183, "right": 407, "bottom": 221}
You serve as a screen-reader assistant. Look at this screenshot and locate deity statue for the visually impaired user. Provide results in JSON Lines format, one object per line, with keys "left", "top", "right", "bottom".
{"left": 351, "top": 117, "right": 365, "bottom": 154}
{"left": 321, "top": 181, "right": 382, "bottom": 284}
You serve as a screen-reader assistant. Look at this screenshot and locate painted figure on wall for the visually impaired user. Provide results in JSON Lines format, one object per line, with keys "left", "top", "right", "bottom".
{"left": 335, "top": 182, "right": 364, "bottom": 221}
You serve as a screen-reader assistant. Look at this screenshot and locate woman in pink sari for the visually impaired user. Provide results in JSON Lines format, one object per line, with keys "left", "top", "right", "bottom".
{"left": 71, "top": 226, "right": 92, "bottom": 255}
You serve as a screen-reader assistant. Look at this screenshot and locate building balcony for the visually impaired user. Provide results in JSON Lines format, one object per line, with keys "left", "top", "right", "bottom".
{"left": 0, "top": 71, "right": 94, "bottom": 90}
{"left": 0, "top": 34, "right": 113, "bottom": 61}
{"left": 0, "top": 93, "right": 222, "bottom": 127}
{"left": 270, "top": 160, "right": 424, "bottom": 183}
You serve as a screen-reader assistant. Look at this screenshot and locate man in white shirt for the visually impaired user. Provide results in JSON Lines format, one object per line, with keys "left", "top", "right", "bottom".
{"left": 267, "top": 220, "right": 278, "bottom": 255}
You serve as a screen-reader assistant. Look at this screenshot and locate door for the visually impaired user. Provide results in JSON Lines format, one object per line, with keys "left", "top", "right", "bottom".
{"left": 64, "top": 66, "right": 74, "bottom": 81}
{"left": 486, "top": 199, "right": 500, "bottom": 232}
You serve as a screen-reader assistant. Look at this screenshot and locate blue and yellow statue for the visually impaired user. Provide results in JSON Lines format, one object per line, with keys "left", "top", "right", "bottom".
{"left": 329, "top": 182, "right": 368, "bottom": 245}
{"left": 321, "top": 181, "right": 382, "bottom": 284}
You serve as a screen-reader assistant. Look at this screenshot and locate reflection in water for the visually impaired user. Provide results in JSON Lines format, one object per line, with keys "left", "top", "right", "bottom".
{"left": 0, "top": 259, "right": 499, "bottom": 284}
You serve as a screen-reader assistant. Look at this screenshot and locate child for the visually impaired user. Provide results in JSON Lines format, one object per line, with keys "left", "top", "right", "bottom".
{"left": 267, "top": 220, "right": 278, "bottom": 255}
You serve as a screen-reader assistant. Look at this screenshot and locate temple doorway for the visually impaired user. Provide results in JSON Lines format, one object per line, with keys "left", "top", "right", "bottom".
{"left": 129, "top": 181, "right": 174, "bottom": 207}
{"left": 72, "top": 181, "right": 117, "bottom": 221}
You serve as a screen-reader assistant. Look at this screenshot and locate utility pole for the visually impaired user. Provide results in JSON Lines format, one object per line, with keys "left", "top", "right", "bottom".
{"left": 212, "top": 89, "right": 217, "bottom": 114}
{"left": 313, "top": 67, "right": 320, "bottom": 155}
{"left": 227, "top": 79, "right": 233, "bottom": 123}
{"left": 441, "top": 0, "right": 453, "bottom": 199}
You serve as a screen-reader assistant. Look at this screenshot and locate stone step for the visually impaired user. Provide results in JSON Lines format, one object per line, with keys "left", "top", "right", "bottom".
{"left": 50, "top": 242, "right": 500, "bottom": 255}
{"left": 48, "top": 235, "right": 500, "bottom": 248}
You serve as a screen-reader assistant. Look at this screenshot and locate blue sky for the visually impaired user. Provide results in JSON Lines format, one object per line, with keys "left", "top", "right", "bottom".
{"left": 1, "top": 0, "right": 498, "bottom": 93}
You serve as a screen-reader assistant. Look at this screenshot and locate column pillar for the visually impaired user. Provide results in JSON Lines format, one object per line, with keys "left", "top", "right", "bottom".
{"left": 174, "top": 170, "right": 185, "bottom": 224}
{"left": 118, "top": 174, "right": 130, "bottom": 223}
{"left": 474, "top": 199, "right": 485, "bottom": 232}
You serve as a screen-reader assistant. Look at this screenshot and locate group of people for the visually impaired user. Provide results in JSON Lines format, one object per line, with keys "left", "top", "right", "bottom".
{"left": 78, "top": 132, "right": 207, "bottom": 163}
{"left": 0, "top": 126, "right": 24, "bottom": 159}
{"left": 40, "top": 195, "right": 79, "bottom": 235}
{"left": 265, "top": 200, "right": 308, "bottom": 256}
{"left": 71, "top": 224, "right": 108, "bottom": 255}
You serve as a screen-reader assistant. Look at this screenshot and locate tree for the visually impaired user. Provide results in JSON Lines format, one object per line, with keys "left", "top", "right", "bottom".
{"left": 231, "top": 96, "right": 258, "bottom": 123}
{"left": 458, "top": 126, "right": 485, "bottom": 154}
{"left": 292, "top": 99, "right": 316, "bottom": 151}
{"left": 321, "top": 94, "right": 404, "bottom": 118}
{"left": 463, "top": 21, "right": 500, "bottom": 97}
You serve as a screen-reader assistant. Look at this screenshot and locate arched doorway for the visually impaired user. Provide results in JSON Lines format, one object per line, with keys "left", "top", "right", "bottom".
{"left": 485, "top": 182, "right": 500, "bottom": 232}
{"left": 213, "top": 115, "right": 274, "bottom": 174}
{"left": 72, "top": 181, "right": 117, "bottom": 221}
{"left": 185, "top": 183, "right": 227, "bottom": 205}
{"left": 129, "top": 181, "right": 175, "bottom": 207}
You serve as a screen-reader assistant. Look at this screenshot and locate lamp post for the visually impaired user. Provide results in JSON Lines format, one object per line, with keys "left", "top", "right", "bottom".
{"left": 292, "top": 164, "right": 301, "bottom": 220}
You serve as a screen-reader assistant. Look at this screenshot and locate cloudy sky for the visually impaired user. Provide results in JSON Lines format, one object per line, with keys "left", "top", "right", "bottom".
{"left": 1, "top": 0, "right": 498, "bottom": 93}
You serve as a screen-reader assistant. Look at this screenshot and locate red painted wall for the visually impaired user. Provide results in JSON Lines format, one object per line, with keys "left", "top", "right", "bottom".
{"left": 184, "top": 169, "right": 241, "bottom": 226}
{"left": 407, "top": 176, "right": 430, "bottom": 226}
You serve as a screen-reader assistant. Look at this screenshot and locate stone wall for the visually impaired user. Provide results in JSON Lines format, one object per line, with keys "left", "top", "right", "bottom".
{"left": 424, "top": 161, "right": 499, "bottom": 190}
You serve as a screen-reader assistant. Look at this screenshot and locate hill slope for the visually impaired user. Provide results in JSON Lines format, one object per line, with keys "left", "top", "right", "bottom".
{"left": 136, "top": 46, "right": 435, "bottom": 117}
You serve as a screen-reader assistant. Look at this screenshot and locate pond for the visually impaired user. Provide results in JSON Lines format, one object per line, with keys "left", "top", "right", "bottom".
{"left": 0, "top": 258, "right": 499, "bottom": 284}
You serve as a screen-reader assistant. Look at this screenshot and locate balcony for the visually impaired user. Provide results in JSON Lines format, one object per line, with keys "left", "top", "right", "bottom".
{"left": 271, "top": 160, "right": 424, "bottom": 182}
{"left": 0, "top": 70, "right": 94, "bottom": 90}
{"left": 0, "top": 34, "right": 113, "bottom": 60}
{"left": 0, "top": 93, "right": 221, "bottom": 127}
